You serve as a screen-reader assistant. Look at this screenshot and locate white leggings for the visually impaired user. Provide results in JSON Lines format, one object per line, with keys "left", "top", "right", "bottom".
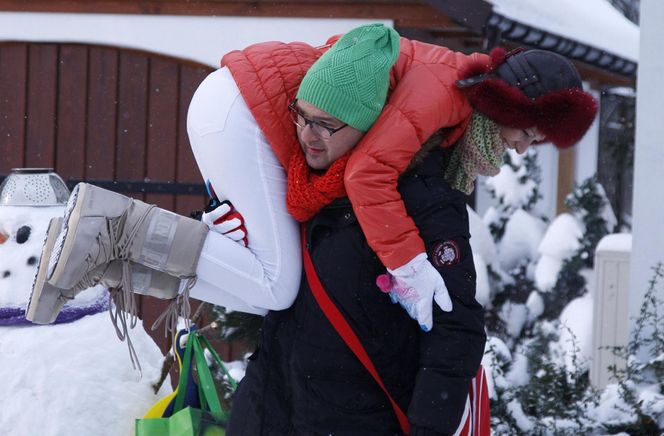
{"left": 186, "top": 67, "right": 301, "bottom": 315}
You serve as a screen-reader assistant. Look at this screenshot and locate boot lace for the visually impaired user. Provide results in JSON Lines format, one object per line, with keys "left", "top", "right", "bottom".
{"left": 104, "top": 204, "right": 156, "bottom": 374}
{"left": 151, "top": 276, "right": 196, "bottom": 341}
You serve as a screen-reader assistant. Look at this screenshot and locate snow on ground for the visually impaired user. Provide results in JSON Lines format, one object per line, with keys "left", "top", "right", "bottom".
{"left": 0, "top": 314, "right": 169, "bottom": 436}
{"left": 0, "top": 204, "right": 172, "bottom": 435}
{"left": 591, "top": 382, "right": 634, "bottom": 426}
{"left": 590, "top": 379, "right": 664, "bottom": 430}
{"left": 486, "top": 0, "right": 639, "bottom": 61}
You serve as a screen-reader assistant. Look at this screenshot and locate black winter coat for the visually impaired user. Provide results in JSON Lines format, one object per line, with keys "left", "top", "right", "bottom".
{"left": 227, "top": 148, "right": 486, "bottom": 436}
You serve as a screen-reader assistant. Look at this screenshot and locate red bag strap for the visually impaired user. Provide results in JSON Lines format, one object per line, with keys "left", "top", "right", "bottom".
{"left": 471, "top": 365, "right": 491, "bottom": 436}
{"left": 301, "top": 226, "right": 410, "bottom": 435}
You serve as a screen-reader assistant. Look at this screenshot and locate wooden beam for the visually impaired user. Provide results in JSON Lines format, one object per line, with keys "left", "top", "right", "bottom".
{"left": 574, "top": 62, "right": 635, "bottom": 88}
{"left": 0, "top": 0, "right": 455, "bottom": 29}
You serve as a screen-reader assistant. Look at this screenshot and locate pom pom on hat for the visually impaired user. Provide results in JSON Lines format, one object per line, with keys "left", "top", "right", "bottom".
{"left": 296, "top": 23, "right": 400, "bottom": 132}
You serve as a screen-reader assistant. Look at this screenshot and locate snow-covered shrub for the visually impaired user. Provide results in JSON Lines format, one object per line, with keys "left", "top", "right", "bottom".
{"left": 482, "top": 166, "right": 629, "bottom": 434}
{"left": 542, "top": 177, "right": 616, "bottom": 320}
{"left": 486, "top": 321, "right": 600, "bottom": 435}
{"left": 483, "top": 149, "right": 547, "bottom": 344}
{"left": 487, "top": 263, "right": 664, "bottom": 435}
{"left": 486, "top": 264, "right": 535, "bottom": 346}
{"left": 599, "top": 264, "right": 664, "bottom": 434}
{"left": 483, "top": 337, "right": 522, "bottom": 433}
{"left": 482, "top": 150, "right": 601, "bottom": 433}
{"left": 534, "top": 213, "right": 583, "bottom": 293}
{"left": 467, "top": 206, "right": 497, "bottom": 308}
{"left": 484, "top": 149, "right": 544, "bottom": 242}
{"left": 210, "top": 305, "right": 262, "bottom": 348}
{"left": 517, "top": 322, "right": 599, "bottom": 434}
{"left": 565, "top": 178, "right": 617, "bottom": 268}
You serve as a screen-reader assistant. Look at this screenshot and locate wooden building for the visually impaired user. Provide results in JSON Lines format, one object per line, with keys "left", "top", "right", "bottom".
{"left": 0, "top": 0, "right": 637, "bottom": 355}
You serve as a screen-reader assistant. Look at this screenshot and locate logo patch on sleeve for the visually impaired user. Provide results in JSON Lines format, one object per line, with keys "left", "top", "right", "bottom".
{"left": 431, "top": 240, "right": 461, "bottom": 268}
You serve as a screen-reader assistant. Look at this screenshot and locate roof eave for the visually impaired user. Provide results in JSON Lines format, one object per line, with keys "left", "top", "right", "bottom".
{"left": 425, "top": 0, "right": 637, "bottom": 79}
{"left": 486, "top": 12, "right": 637, "bottom": 78}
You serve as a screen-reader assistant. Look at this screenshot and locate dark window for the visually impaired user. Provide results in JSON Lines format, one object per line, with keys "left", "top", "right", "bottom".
{"left": 597, "top": 88, "right": 635, "bottom": 229}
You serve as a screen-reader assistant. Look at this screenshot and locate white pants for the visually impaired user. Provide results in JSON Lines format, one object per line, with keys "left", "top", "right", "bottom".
{"left": 186, "top": 68, "right": 301, "bottom": 315}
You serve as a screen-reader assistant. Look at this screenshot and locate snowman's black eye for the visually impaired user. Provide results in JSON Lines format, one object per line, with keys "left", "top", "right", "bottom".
{"left": 27, "top": 256, "right": 37, "bottom": 266}
{"left": 2, "top": 270, "right": 9, "bottom": 278}
{"left": 16, "top": 226, "right": 32, "bottom": 244}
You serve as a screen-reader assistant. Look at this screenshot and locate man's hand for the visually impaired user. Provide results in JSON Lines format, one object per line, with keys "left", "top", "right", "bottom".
{"left": 378, "top": 253, "right": 453, "bottom": 332}
{"left": 201, "top": 200, "right": 248, "bottom": 246}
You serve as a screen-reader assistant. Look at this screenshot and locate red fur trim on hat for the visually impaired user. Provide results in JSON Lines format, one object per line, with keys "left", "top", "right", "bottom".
{"left": 462, "top": 80, "right": 598, "bottom": 148}
{"left": 535, "top": 89, "right": 598, "bottom": 148}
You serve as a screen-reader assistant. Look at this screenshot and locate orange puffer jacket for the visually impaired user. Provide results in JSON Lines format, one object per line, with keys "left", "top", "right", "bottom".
{"left": 222, "top": 36, "right": 489, "bottom": 270}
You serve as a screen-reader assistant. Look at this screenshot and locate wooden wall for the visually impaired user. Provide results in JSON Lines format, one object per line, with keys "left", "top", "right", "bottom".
{"left": 0, "top": 41, "right": 233, "bottom": 355}
{"left": 0, "top": 41, "right": 211, "bottom": 216}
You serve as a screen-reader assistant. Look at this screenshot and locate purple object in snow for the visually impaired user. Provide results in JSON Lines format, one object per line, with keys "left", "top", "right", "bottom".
{"left": 0, "top": 295, "right": 109, "bottom": 326}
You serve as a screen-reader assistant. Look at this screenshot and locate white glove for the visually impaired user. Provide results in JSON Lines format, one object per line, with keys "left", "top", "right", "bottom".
{"left": 383, "top": 253, "right": 453, "bottom": 332}
{"left": 201, "top": 200, "right": 248, "bottom": 246}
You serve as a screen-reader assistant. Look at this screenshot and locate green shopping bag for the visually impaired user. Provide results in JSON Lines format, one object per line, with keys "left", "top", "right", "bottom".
{"left": 136, "top": 329, "right": 237, "bottom": 436}
{"left": 135, "top": 407, "right": 224, "bottom": 436}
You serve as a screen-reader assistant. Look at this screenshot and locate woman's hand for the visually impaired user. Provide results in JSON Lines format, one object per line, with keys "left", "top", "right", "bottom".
{"left": 377, "top": 253, "right": 453, "bottom": 332}
{"left": 201, "top": 200, "right": 248, "bottom": 246}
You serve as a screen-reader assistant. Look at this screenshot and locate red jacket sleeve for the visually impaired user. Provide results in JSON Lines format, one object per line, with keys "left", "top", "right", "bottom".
{"left": 345, "top": 39, "right": 488, "bottom": 269}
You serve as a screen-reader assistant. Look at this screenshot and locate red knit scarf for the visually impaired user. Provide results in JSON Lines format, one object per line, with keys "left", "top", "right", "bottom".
{"left": 286, "top": 147, "right": 350, "bottom": 222}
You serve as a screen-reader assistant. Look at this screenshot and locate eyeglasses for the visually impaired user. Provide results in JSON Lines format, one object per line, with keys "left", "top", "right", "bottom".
{"left": 288, "top": 100, "right": 348, "bottom": 140}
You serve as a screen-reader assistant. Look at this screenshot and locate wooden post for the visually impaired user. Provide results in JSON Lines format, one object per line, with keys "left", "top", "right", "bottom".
{"left": 556, "top": 147, "right": 576, "bottom": 214}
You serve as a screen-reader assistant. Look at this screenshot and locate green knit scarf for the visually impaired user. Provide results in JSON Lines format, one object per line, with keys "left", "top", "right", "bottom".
{"left": 444, "top": 112, "right": 506, "bottom": 194}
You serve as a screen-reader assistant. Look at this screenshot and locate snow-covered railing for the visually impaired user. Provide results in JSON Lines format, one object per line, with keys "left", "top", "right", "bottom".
{"left": 590, "top": 233, "right": 632, "bottom": 389}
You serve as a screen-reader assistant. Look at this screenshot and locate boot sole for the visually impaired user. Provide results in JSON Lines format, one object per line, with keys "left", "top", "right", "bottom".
{"left": 47, "top": 183, "right": 131, "bottom": 289}
{"left": 47, "top": 182, "right": 84, "bottom": 287}
{"left": 26, "top": 217, "right": 67, "bottom": 324}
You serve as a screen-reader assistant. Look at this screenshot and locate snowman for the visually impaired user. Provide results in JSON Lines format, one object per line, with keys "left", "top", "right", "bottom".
{"left": 0, "top": 169, "right": 171, "bottom": 436}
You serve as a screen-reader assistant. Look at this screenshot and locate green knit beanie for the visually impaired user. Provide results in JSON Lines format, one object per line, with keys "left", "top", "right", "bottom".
{"left": 296, "top": 23, "right": 400, "bottom": 132}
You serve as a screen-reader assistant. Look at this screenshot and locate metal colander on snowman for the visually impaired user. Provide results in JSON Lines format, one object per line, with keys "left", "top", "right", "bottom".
{"left": 0, "top": 168, "right": 70, "bottom": 207}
